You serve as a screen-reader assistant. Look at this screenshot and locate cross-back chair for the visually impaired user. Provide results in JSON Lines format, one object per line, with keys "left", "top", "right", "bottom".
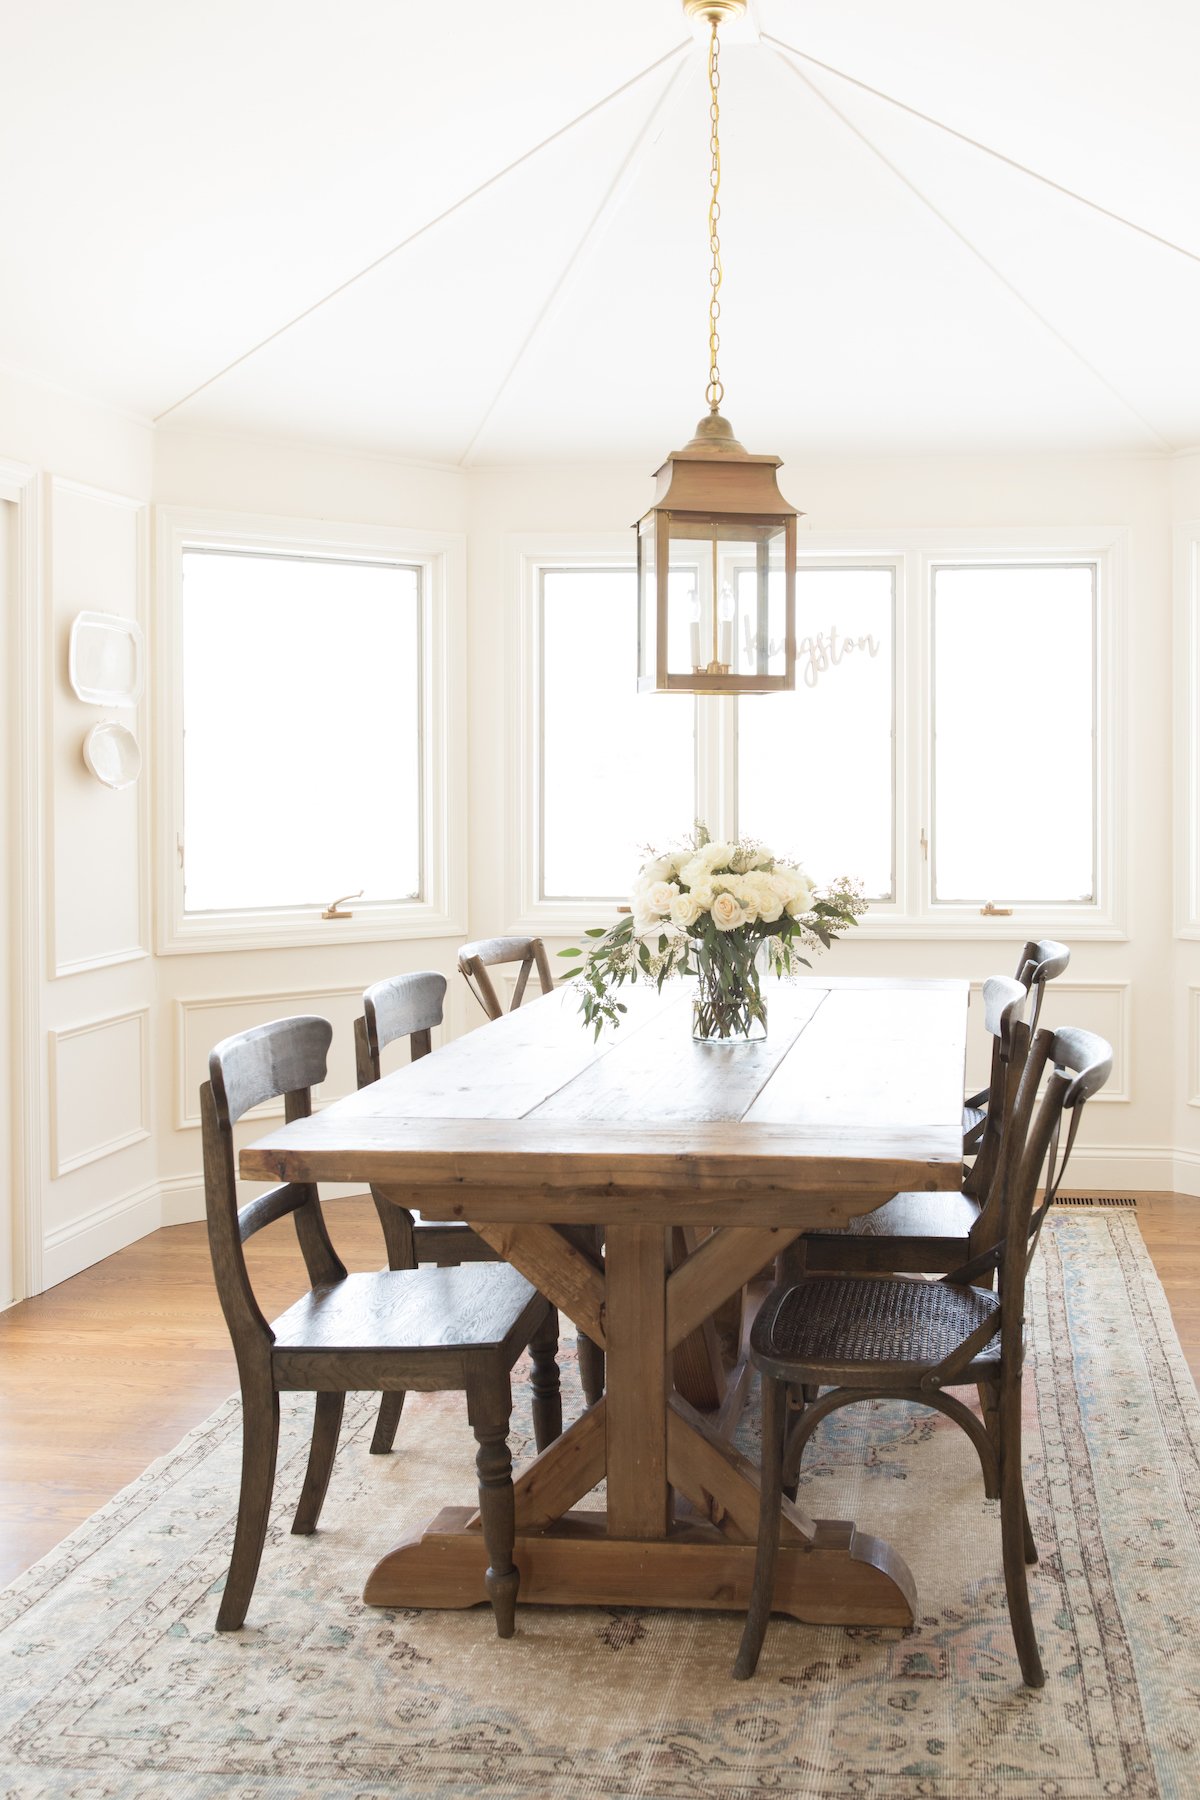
{"left": 735, "top": 1021, "right": 1112, "bottom": 1689}
{"left": 792, "top": 973, "right": 1032, "bottom": 1279}
{"left": 458, "top": 935, "right": 555, "bottom": 1022}
{"left": 202, "top": 1013, "right": 561, "bottom": 1636}
{"left": 962, "top": 938, "right": 1070, "bottom": 1157}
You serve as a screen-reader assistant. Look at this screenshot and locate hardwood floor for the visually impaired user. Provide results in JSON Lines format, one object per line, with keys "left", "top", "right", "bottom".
{"left": 0, "top": 1194, "right": 1197, "bottom": 1588}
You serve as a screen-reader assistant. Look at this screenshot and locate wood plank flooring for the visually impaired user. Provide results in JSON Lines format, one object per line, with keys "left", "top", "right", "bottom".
{"left": 0, "top": 1194, "right": 1196, "bottom": 1588}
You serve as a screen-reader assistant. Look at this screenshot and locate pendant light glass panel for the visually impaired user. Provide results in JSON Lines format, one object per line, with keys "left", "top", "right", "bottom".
{"left": 637, "top": 501, "right": 796, "bottom": 693}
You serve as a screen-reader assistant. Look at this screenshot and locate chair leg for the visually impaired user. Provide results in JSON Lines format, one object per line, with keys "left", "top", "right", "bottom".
{"left": 469, "top": 1375, "right": 519, "bottom": 1639}
{"left": 529, "top": 1307, "right": 562, "bottom": 1453}
{"left": 370, "top": 1391, "right": 406, "bottom": 1455}
{"left": 733, "top": 1372, "right": 786, "bottom": 1679}
{"left": 217, "top": 1382, "right": 280, "bottom": 1632}
{"left": 292, "top": 1390, "right": 345, "bottom": 1535}
{"left": 578, "top": 1333, "right": 605, "bottom": 1408}
{"left": 999, "top": 1370, "right": 1044, "bottom": 1687}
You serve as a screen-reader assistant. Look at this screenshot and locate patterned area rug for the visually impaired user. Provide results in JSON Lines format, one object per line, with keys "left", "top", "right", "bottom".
{"left": 2, "top": 1213, "right": 1199, "bottom": 1800}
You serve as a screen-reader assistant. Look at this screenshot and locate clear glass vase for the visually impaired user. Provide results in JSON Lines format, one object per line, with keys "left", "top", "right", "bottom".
{"left": 691, "top": 943, "right": 768, "bottom": 1044}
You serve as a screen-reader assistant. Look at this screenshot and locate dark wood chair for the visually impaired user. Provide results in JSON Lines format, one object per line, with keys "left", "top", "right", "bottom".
{"left": 201, "top": 1013, "right": 561, "bottom": 1636}
{"left": 458, "top": 935, "right": 555, "bottom": 1022}
{"left": 791, "top": 974, "right": 1032, "bottom": 1279}
{"left": 734, "top": 1021, "right": 1112, "bottom": 1689}
{"left": 962, "top": 938, "right": 1070, "bottom": 1154}
{"left": 354, "top": 971, "right": 501, "bottom": 1456}
{"left": 456, "top": 935, "right": 606, "bottom": 1411}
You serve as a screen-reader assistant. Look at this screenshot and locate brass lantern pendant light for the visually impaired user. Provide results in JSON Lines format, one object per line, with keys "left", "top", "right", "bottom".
{"left": 636, "top": 0, "right": 799, "bottom": 695}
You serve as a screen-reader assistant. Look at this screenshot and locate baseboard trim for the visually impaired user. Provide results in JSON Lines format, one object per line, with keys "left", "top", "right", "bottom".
{"left": 41, "top": 1180, "right": 164, "bottom": 1290}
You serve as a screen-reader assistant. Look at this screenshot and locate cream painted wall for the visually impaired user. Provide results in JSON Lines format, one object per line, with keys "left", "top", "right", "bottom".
{"left": 149, "top": 428, "right": 472, "bottom": 1229}
{"left": 0, "top": 367, "right": 155, "bottom": 1295}
{"left": 5, "top": 372, "right": 1200, "bottom": 1294}
{"left": 467, "top": 452, "right": 1177, "bottom": 1193}
{"left": 1, "top": 500, "right": 14, "bottom": 1304}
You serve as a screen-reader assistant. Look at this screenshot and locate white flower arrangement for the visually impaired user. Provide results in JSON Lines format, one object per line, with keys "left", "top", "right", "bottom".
{"left": 560, "top": 825, "right": 867, "bottom": 1040}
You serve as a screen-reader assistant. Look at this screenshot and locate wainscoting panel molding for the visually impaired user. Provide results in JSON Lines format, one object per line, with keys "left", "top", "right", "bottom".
{"left": 48, "top": 1007, "right": 150, "bottom": 1177}
{"left": 175, "top": 986, "right": 366, "bottom": 1130}
{"left": 964, "top": 979, "right": 1131, "bottom": 1102}
{"left": 47, "top": 479, "right": 150, "bottom": 979}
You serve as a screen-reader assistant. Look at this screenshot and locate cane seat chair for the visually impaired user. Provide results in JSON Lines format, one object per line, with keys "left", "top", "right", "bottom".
{"left": 458, "top": 935, "right": 556, "bottom": 1022}
{"left": 456, "top": 935, "right": 607, "bottom": 1412}
{"left": 961, "top": 939, "right": 1070, "bottom": 1157}
{"left": 202, "top": 1014, "right": 561, "bottom": 1636}
{"left": 793, "top": 974, "right": 1031, "bottom": 1279}
{"left": 734, "top": 1022, "right": 1112, "bottom": 1689}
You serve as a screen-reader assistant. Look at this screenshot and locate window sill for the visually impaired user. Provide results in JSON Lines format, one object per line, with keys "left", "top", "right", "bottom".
{"left": 157, "top": 902, "right": 466, "bottom": 956}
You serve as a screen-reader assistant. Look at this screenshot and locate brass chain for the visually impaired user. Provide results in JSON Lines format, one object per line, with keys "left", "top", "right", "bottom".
{"left": 705, "top": 19, "right": 724, "bottom": 412}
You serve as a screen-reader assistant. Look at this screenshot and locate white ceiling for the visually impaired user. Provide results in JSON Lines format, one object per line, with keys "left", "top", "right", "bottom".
{"left": 3, "top": 0, "right": 1199, "bottom": 462}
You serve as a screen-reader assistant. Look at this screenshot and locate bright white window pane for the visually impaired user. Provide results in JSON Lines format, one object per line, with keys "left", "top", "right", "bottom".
{"left": 181, "top": 549, "right": 421, "bottom": 912}
{"left": 933, "top": 564, "right": 1095, "bottom": 902}
{"left": 737, "top": 568, "right": 895, "bottom": 898}
{"left": 541, "top": 569, "right": 694, "bottom": 897}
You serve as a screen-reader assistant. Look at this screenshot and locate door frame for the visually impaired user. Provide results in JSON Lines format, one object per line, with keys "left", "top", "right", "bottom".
{"left": 0, "top": 460, "right": 44, "bottom": 1301}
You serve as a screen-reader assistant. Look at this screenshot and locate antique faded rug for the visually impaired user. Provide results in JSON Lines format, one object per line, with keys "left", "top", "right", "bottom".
{"left": 1, "top": 1212, "right": 1198, "bottom": 1800}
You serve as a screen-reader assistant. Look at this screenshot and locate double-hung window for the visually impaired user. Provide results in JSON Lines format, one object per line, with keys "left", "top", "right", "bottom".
{"left": 158, "top": 511, "right": 465, "bottom": 952}
{"left": 517, "top": 530, "right": 1122, "bottom": 936}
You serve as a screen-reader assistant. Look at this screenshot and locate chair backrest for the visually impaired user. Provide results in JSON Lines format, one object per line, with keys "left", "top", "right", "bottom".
{"left": 935, "top": 1023, "right": 1111, "bottom": 1386}
{"left": 964, "top": 974, "right": 1033, "bottom": 1206}
{"left": 201, "top": 1015, "right": 346, "bottom": 1364}
{"left": 458, "top": 935, "right": 554, "bottom": 1022}
{"left": 1013, "top": 937, "right": 1070, "bottom": 1034}
{"left": 353, "top": 970, "right": 448, "bottom": 1088}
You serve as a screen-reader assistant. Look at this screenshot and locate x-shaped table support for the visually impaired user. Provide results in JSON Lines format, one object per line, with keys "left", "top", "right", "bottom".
{"left": 363, "top": 1207, "right": 916, "bottom": 1627}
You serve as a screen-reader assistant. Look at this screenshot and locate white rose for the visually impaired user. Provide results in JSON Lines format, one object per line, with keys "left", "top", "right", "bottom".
{"left": 646, "top": 880, "right": 678, "bottom": 914}
{"left": 710, "top": 891, "right": 746, "bottom": 931}
{"left": 677, "top": 853, "right": 711, "bottom": 892}
{"left": 716, "top": 874, "right": 758, "bottom": 923}
{"left": 636, "top": 854, "right": 675, "bottom": 887}
{"left": 743, "top": 872, "right": 783, "bottom": 923}
{"left": 670, "top": 890, "right": 704, "bottom": 929}
{"left": 688, "top": 881, "right": 715, "bottom": 913}
{"left": 785, "top": 873, "right": 817, "bottom": 917}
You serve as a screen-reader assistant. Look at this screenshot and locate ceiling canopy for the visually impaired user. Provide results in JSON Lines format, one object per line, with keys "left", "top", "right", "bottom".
{"left": 2, "top": 0, "right": 1198, "bottom": 461}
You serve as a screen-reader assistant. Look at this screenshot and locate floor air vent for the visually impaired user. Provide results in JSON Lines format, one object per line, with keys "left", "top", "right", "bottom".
{"left": 1054, "top": 1193, "right": 1138, "bottom": 1209}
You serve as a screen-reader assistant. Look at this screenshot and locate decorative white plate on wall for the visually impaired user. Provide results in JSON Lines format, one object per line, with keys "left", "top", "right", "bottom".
{"left": 82, "top": 721, "right": 141, "bottom": 789}
{"left": 68, "top": 610, "right": 144, "bottom": 707}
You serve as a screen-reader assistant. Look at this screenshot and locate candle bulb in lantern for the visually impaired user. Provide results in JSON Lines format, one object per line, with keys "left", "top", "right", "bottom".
{"left": 719, "top": 582, "right": 735, "bottom": 669}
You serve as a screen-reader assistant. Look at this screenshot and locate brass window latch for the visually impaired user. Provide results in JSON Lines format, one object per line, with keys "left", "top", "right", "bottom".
{"left": 322, "top": 889, "right": 363, "bottom": 920}
{"left": 980, "top": 900, "right": 1013, "bottom": 917}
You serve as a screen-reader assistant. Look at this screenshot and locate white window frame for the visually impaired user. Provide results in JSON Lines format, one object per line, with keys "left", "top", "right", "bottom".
{"left": 512, "top": 527, "right": 1126, "bottom": 940}
{"left": 155, "top": 507, "right": 467, "bottom": 954}
{"left": 1175, "top": 523, "right": 1200, "bottom": 938}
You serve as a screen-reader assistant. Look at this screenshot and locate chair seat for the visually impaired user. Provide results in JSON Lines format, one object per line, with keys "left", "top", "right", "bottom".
{"left": 271, "top": 1263, "right": 538, "bottom": 1355}
{"left": 844, "top": 1188, "right": 981, "bottom": 1240}
{"left": 963, "top": 1102, "right": 985, "bottom": 1135}
{"left": 751, "top": 1274, "right": 1001, "bottom": 1385}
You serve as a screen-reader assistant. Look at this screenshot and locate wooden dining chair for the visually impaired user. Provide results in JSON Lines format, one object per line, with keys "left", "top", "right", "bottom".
{"left": 201, "top": 1013, "right": 561, "bottom": 1636}
{"left": 456, "top": 935, "right": 607, "bottom": 1411}
{"left": 734, "top": 1022, "right": 1112, "bottom": 1688}
{"left": 791, "top": 974, "right": 1032, "bottom": 1279}
{"left": 458, "top": 935, "right": 555, "bottom": 1022}
{"left": 354, "top": 971, "right": 501, "bottom": 1455}
{"left": 962, "top": 938, "right": 1070, "bottom": 1156}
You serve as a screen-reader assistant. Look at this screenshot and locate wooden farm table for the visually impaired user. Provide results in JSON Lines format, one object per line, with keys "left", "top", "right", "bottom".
{"left": 241, "top": 976, "right": 967, "bottom": 1629}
